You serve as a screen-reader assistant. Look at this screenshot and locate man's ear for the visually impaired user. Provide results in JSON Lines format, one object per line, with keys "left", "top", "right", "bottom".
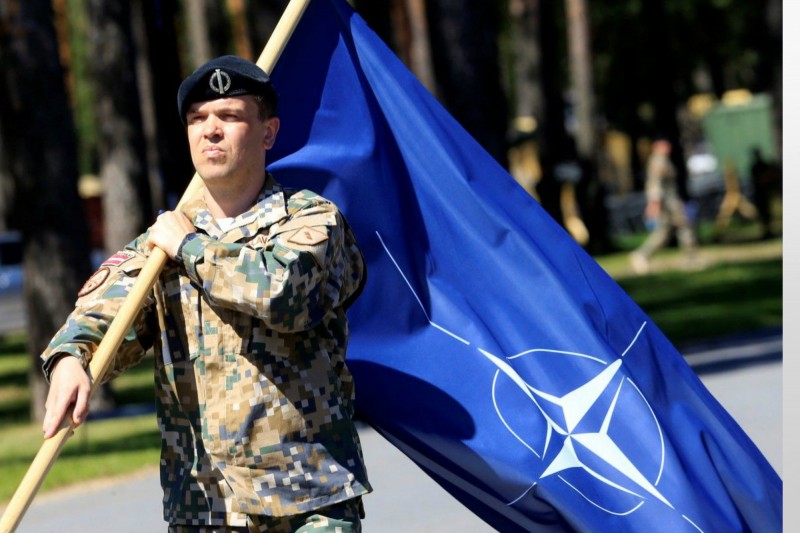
{"left": 263, "top": 117, "right": 280, "bottom": 150}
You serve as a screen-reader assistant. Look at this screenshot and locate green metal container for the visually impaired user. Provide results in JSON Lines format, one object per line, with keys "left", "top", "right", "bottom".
{"left": 701, "top": 93, "right": 777, "bottom": 184}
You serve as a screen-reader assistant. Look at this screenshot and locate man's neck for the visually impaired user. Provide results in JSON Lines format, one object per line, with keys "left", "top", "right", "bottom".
{"left": 202, "top": 173, "right": 265, "bottom": 219}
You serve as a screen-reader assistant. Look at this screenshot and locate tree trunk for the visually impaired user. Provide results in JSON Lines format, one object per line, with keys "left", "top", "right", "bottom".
{"left": 425, "top": 0, "right": 509, "bottom": 168}
{"left": 398, "top": 0, "right": 436, "bottom": 93}
{"left": 764, "top": 0, "right": 781, "bottom": 161}
{"left": 244, "top": 0, "right": 286, "bottom": 60}
{"left": 184, "top": 0, "right": 212, "bottom": 67}
{"left": 0, "top": 143, "right": 11, "bottom": 230}
{"left": 140, "top": 0, "right": 194, "bottom": 207}
{"left": 564, "top": 0, "right": 611, "bottom": 253}
{"left": 507, "top": 0, "right": 546, "bottom": 200}
{"left": 130, "top": 0, "right": 165, "bottom": 213}
{"left": 0, "top": 0, "right": 93, "bottom": 422}
{"left": 641, "top": 0, "right": 688, "bottom": 199}
{"left": 508, "top": 0, "right": 543, "bottom": 124}
{"left": 564, "top": 0, "right": 595, "bottom": 162}
{"left": 353, "top": 0, "right": 437, "bottom": 94}
{"left": 87, "top": 0, "right": 153, "bottom": 254}
{"left": 184, "top": 0, "right": 230, "bottom": 69}
{"left": 352, "top": 0, "right": 394, "bottom": 47}
{"left": 227, "top": 0, "right": 253, "bottom": 60}
{"left": 519, "top": 0, "right": 572, "bottom": 227}
{"left": 86, "top": 0, "right": 156, "bottom": 411}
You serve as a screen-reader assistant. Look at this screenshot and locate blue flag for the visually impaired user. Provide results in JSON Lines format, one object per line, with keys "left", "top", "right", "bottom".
{"left": 267, "top": 1, "right": 782, "bottom": 531}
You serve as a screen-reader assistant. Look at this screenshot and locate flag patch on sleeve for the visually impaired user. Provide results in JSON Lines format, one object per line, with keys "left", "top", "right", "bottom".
{"left": 102, "top": 250, "right": 137, "bottom": 267}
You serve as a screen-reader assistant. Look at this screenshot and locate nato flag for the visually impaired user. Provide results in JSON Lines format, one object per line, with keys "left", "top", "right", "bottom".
{"left": 267, "top": 0, "right": 782, "bottom": 531}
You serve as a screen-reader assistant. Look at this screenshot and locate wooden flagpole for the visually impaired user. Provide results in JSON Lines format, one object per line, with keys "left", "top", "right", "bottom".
{"left": 0, "top": 1, "right": 311, "bottom": 530}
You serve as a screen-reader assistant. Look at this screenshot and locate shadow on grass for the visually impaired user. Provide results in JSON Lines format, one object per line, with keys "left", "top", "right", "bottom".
{"left": 0, "top": 427, "right": 162, "bottom": 470}
{"left": 0, "top": 399, "right": 29, "bottom": 425}
{"left": 61, "top": 428, "right": 162, "bottom": 457}
{"left": 111, "top": 382, "right": 156, "bottom": 406}
{"left": 0, "top": 372, "right": 156, "bottom": 425}
{"left": 616, "top": 258, "right": 781, "bottom": 344}
{"left": 0, "top": 331, "right": 27, "bottom": 390}
{"left": 0, "top": 367, "right": 27, "bottom": 388}
{"left": 0, "top": 334, "right": 25, "bottom": 356}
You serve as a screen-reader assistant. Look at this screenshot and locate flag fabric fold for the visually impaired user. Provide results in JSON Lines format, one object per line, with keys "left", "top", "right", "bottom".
{"left": 266, "top": 1, "right": 782, "bottom": 531}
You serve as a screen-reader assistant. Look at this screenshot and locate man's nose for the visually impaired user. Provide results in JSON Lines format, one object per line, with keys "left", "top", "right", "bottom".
{"left": 202, "top": 115, "right": 222, "bottom": 137}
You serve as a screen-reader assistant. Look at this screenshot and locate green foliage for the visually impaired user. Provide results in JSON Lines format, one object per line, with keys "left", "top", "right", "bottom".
{"left": 589, "top": 0, "right": 777, "bottom": 133}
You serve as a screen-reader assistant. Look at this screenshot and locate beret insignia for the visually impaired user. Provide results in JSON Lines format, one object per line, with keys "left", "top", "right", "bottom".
{"left": 209, "top": 69, "right": 232, "bottom": 95}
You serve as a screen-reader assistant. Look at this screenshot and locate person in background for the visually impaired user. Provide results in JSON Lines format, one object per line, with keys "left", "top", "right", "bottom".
{"left": 630, "top": 139, "right": 698, "bottom": 274}
{"left": 750, "top": 147, "right": 782, "bottom": 240}
{"left": 713, "top": 159, "right": 759, "bottom": 238}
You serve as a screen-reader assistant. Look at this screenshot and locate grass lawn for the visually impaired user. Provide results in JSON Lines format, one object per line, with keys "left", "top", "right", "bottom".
{"left": 0, "top": 415, "right": 160, "bottom": 503}
{"left": 0, "top": 232, "right": 782, "bottom": 504}
{"left": 595, "top": 238, "right": 782, "bottom": 345}
{"left": 0, "top": 334, "right": 161, "bottom": 504}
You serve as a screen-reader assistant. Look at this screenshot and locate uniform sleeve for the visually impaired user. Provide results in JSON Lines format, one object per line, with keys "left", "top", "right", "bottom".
{"left": 177, "top": 198, "right": 364, "bottom": 333}
{"left": 41, "top": 246, "right": 156, "bottom": 383}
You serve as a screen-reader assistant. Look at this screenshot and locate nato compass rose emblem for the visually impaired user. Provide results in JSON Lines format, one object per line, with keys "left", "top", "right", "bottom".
{"left": 480, "top": 337, "right": 677, "bottom": 516}
{"left": 376, "top": 231, "right": 706, "bottom": 532}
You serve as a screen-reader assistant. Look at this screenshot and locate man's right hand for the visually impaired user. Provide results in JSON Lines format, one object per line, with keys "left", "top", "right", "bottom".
{"left": 42, "top": 356, "right": 92, "bottom": 439}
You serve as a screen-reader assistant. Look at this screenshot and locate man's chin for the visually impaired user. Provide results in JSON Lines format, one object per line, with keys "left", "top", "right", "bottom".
{"left": 196, "top": 167, "right": 229, "bottom": 183}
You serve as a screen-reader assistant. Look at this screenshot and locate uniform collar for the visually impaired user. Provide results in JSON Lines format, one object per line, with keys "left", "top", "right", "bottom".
{"left": 181, "top": 173, "right": 289, "bottom": 240}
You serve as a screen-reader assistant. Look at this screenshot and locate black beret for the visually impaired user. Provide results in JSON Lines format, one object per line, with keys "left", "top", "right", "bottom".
{"left": 177, "top": 55, "right": 278, "bottom": 124}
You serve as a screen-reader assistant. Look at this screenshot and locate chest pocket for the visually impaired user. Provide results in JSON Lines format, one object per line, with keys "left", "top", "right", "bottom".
{"left": 199, "top": 297, "right": 254, "bottom": 358}
{"left": 158, "top": 266, "right": 201, "bottom": 364}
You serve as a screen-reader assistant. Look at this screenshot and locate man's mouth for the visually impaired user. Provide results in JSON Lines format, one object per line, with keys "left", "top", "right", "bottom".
{"left": 203, "top": 145, "right": 224, "bottom": 157}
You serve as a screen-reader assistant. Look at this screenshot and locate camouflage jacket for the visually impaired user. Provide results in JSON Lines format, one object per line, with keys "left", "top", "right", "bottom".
{"left": 41, "top": 175, "right": 371, "bottom": 527}
{"left": 645, "top": 152, "right": 679, "bottom": 203}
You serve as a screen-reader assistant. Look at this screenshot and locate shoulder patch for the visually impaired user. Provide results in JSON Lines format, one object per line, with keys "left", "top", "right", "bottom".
{"left": 102, "top": 250, "right": 137, "bottom": 267}
{"left": 78, "top": 267, "right": 110, "bottom": 297}
{"left": 287, "top": 225, "right": 328, "bottom": 246}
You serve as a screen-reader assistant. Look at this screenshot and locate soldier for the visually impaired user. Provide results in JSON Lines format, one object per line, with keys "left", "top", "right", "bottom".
{"left": 40, "top": 55, "right": 371, "bottom": 532}
{"left": 630, "top": 139, "right": 698, "bottom": 274}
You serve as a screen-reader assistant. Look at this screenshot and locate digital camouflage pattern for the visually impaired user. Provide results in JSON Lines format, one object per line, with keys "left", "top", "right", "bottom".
{"left": 42, "top": 175, "right": 371, "bottom": 528}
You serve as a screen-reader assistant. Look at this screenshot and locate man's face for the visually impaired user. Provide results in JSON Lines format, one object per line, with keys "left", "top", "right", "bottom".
{"left": 652, "top": 140, "right": 671, "bottom": 155}
{"left": 185, "top": 95, "right": 279, "bottom": 187}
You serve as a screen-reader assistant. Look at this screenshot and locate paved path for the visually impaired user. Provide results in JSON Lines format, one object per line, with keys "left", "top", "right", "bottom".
{"left": 5, "top": 339, "right": 783, "bottom": 532}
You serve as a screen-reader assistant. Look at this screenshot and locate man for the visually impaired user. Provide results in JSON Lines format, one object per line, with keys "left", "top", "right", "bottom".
{"left": 630, "top": 138, "right": 697, "bottom": 274}
{"left": 40, "top": 55, "right": 371, "bottom": 532}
